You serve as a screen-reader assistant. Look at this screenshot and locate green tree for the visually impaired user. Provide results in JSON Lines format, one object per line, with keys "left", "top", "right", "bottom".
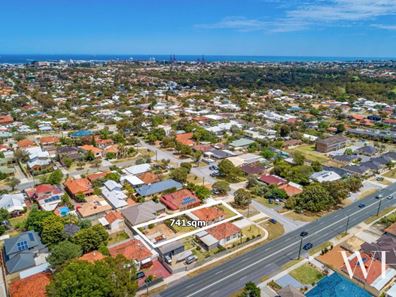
{"left": 234, "top": 189, "right": 252, "bottom": 208}
{"left": 41, "top": 216, "right": 66, "bottom": 245}
{"left": 48, "top": 241, "right": 83, "bottom": 269}
{"left": 212, "top": 181, "right": 230, "bottom": 195}
{"left": 25, "top": 207, "right": 55, "bottom": 233}
{"left": 311, "top": 161, "right": 322, "bottom": 172}
{"left": 47, "top": 169, "right": 64, "bottom": 185}
{"left": 261, "top": 148, "right": 275, "bottom": 159}
{"left": 47, "top": 255, "right": 137, "bottom": 297}
{"left": 291, "top": 183, "right": 335, "bottom": 212}
{"left": 265, "top": 187, "right": 287, "bottom": 201}
{"left": 187, "top": 183, "right": 211, "bottom": 200}
{"left": 239, "top": 282, "right": 260, "bottom": 297}
{"left": 218, "top": 159, "right": 243, "bottom": 182}
{"left": 72, "top": 224, "right": 109, "bottom": 253}
{"left": 170, "top": 167, "right": 189, "bottom": 183}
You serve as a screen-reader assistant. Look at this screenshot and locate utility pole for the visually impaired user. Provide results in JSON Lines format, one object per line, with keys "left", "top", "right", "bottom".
{"left": 377, "top": 197, "right": 383, "bottom": 216}
{"left": 297, "top": 238, "right": 303, "bottom": 259}
{"left": 345, "top": 215, "right": 350, "bottom": 234}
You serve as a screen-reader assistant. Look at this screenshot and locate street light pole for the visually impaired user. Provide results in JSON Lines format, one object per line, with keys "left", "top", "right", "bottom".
{"left": 377, "top": 198, "right": 383, "bottom": 216}
{"left": 345, "top": 215, "right": 350, "bottom": 234}
{"left": 297, "top": 238, "right": 303, "bottom": 259}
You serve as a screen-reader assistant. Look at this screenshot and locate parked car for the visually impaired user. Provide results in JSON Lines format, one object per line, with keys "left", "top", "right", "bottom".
{"left": 387, "top": 195, "right": 393, "bottom": 200}
{"left": 164, "top": 255, "right": 172, "bottom": 264}
{"left": 300, "top": 231, "right": 308, "bottom": 237}
{"left": 185, "top": 255, "right": 198, "bottom": 265}
{"left": 269, "top": 218, "right": 277, "bottom": 224}
{"left": 376, "top": 194, "right": 383, "bottom": 199}
{"left": 303, "top": 243, "right": 313, "bottom": 250}
{"left": 136, "top": 271, "right": 145, "bottom": 279}
{"left": 358, "top": 203, "right": 366, "bottom": 208}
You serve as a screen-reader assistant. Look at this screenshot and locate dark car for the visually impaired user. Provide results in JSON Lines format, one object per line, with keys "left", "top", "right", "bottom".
{"left": 303, "top": 243, "right": 313, "bottom": 250}
{"left": 358, "top": 203, "right": 366, "bottom": 208}
{"left": 269, "top": 218, "right": 277, "bottom": 224}
{"left": 375, "top": 194, "right": 383, "bottom": 199}
{"left": 300, "top": 231, "right": 308, "bottom": 237}
{"left": 136, "top": 271, "right": 145, "bottom": 279}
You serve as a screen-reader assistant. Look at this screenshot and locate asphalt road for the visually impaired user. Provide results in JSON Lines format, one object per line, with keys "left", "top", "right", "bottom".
{"left": 159, "top": 182, "right": 396, "bottom": 297}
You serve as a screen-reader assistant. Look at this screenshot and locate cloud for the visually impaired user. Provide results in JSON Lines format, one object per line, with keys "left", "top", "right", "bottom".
{"left": 195, "top": 17, "right": 270, "bottom": 32}
{"left": 371, "top": 24, "right": 396, "bottom": 30}
{"left": 197, "top": 0, "right": 396, "bottom": 33}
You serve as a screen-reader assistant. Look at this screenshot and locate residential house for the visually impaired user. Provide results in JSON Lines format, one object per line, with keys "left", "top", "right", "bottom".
{"left": 176, "top": 132, "right": 195, "bottom": 146}
{"left": 25, "top": 184, "right": 63, "bottom": 211}
{"left": 240, "top": 162, "right": 267, "bottom": 176}
{"left": 75, "top": 195, "right": 112, "bottom": 220}
{"left": 135, "top": 179, "right": 182, "bottom": 197}
{"left": 259, "top": 174, "right": 287, "bottom": 186}
{"left": 278, "top": 183, "right": 303, "bottom": 197}
{"left": 157, "top": 240, "right": 185, "bottom": 259}
{"left": 189, "top": 206, "right": 225, "bottom": 225}
{"left": 227, "top": 153, "right": 263, "bottom": 167}
{"left": 79, "top": 145, "right": 103, "bottom": 158}
{"left": 120, "top": 175, "right": 144, "bottom": 187}
{"left": 3, "top": 231, "right": 48, "bottom": 274}
{"left": 0, "top": 193, "right": 26, "bottom": 215}
{"left": 229, "top": 138, "right": 255, "bottom": 149}
{"left": 99, "top": 211, "right": 124, "bottom": 233}
{"left": 25, "top": 147, "right": 52, "bottom": 174}
{"left": 57, "top": 146, "right": 83, "bottom": 165}
{"left": 196, "top": 222, "right": 241, "bottom": 250}
{"left": 122, "top": 201, "right": 166, "bottom": 227}
{"left": 137, "top": 171, "right": 160, "bottom": 184}
{"left": 161, "top": 189, "right": 200, "bottom": 211}
{"left": 109, "top": 239, "right": 154, "bottom": 269}
{"left": 122, "top": 163, "right": 151, "bottom": 175}
{"left": 100, "top": 180, "right": 128, "bottom": 209}
{"left": 316, "top": 136, "right": 348, "bottom": 153}
{"left": 310, "top": 171, "right": 342, "bottom": 183}
{"left": 9, "top": 272, "right": 51, "bottom": 297}
{"left": 64, "top": 177, "right": 93, "bottom": 199}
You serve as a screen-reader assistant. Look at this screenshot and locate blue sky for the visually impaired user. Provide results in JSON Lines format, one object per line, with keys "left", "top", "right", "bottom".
{"left": 1, "top": 0, "right": 396, "bottom": 57}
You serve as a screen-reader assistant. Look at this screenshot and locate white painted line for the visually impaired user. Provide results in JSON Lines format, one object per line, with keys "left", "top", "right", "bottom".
{"left": 185, "top": 199, "right": 383, "bottom": 297}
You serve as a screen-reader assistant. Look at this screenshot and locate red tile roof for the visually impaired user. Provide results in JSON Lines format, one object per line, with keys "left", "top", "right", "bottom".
{"left": 17, "top": 139, "right": 35, "bottom": 148}
{"left": 9, "top": 272, "right": 51, "bottom": 297}
{"left": 39, "top": 136, "right": 60, "bottom": 145}
{"left": 87, "top": 171, "right": 109, "bottom": 182}
{"left": 161, "top": 189, "right": 200, "bottom": 210}
{"left": 26, "top": 184, "right": 62, "bottom": 200}
{"left": 105, "top": 211, "right": 123, "bottom": 224}
{"left": 64, "top": 178, "right": 92, "bottom": 195}
{"left": 0, "top": 114, "right": 13, "bottom": 125}
{"left": 259, "top": 175, "right": 287, "bottom": 186}
{"left": 192, "top": 207, "right": 225, "bottom": 222}
{"left": 109, "top": 239, "right": 152, "bottom": 261}
{"left": 137, "top": 172, "right": 160, "bottom": 184}
{"left": 80, "top": 145, "right": 103, "bottom": 154}
{"left": 341, "top": 252, "right": 383, "bottom": 285}
{"left": 176, "top": 132, "right": 195, "bottom": 146}
{"left": 207, "top": 222, "right": 241, "bottom": 241}
{"left": 79, "top": 251, "right": 105, "bottom": 263}
{"left": 278, "top": 184, "right": 303, "bottom": 197}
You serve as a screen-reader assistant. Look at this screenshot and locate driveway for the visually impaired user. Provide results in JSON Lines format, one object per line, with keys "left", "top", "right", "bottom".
{"left": 251, "top": 200, "right": 306, "bottom": 233}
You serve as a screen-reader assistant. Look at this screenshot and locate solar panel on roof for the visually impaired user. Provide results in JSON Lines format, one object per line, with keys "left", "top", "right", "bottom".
{"left": 28, "top": 232, "right": 34, "bottom": 241}
{"left": 17, "top": 241, "right": 28, "bottom": 251}
{"left": 182, "top": 197, "right": 196, "bottom": 205}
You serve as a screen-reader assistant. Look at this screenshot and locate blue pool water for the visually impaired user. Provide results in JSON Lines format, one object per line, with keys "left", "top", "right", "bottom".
{"left": 306, "top": 273, "right": 372, "bottom": 297}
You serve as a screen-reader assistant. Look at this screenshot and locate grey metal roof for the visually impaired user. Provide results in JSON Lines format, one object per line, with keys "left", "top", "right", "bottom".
{"left": 121, "top": 201, "right": 165, "bottom": 225}
{"left": 5, "top": 253, "right": 35, "bottom": 273}
{"left": 4, "top": 231, "right": 42, "bottom": 256}
{"left": 135, "top": 179, "right": 182, "bottom": 197}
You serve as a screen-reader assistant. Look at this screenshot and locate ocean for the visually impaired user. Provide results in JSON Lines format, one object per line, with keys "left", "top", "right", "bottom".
{"left": 0, "top": 54, "right": 394, "bottom": 64}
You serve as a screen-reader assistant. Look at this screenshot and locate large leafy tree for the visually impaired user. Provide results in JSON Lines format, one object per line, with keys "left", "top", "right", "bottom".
{"left": 292, "top": 183, "right": 335, "bottom": 212}
{"left": 72, "top": 224, "right": 109, "bottom": 253}
{"left": 218, "top": 159, "right": 243, "bottom": 182}
{"left": 234, "top": 189, "right": 252, "bottom": 208}
{"left": 239, "top": 282, "right": 260, "bottom": 297}
{"left": 25, "top": 207, "right": 56, "bottom": 233}
{"left": 48, "top": 241, "right": 82, "bottom": 269}
{"left": 41, "top": 216, "right": 66, "bottom": 245}
{"left": 46, "top": 255, "right": 138, "bottom": 297}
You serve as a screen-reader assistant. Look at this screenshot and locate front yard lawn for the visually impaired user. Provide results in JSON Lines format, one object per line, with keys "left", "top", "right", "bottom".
{"left": 289, "top": 263, "right": 324, "bottom": 285}
{"left": 260, "top": 221, "right": 284, "bottom": 241}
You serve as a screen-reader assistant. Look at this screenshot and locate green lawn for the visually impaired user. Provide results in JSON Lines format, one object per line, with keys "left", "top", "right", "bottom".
{"left": 288, "top": 144, "right": 330, "bottom": 163}
{"left": 384, "top": 169, "right": 396, "bottom": 178}
{"left": 308, "top": 241, "right": 332, "bottom": 256}
{"left": 108, "top": 231, "right": 130, "bottom": 245}
{"left": 254, "top": 197, "right": 281, "bottom": 209}
{"left": 217, "top": 205, "right": 237, "bottom": 218}
{"left": 289, "top": 263, "right": 324, "bottom": 285}
{"left": 284, "top": 211, "right": 319, "bottom": 222}
{"left": 241, "top": 225, "right": 263, "bottom": 239}
{"left": 260, "top": 221, "right": 285, "bottom": 241}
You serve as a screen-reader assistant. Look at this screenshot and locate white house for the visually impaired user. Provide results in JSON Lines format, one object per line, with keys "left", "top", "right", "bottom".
{"left": 310, "top": 170, "right": 342, "bottom": 183}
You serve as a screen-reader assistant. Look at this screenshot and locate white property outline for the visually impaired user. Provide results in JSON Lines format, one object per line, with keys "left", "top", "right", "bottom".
{"left": 133, "top": 200, "right": 243, "bottom": 248}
